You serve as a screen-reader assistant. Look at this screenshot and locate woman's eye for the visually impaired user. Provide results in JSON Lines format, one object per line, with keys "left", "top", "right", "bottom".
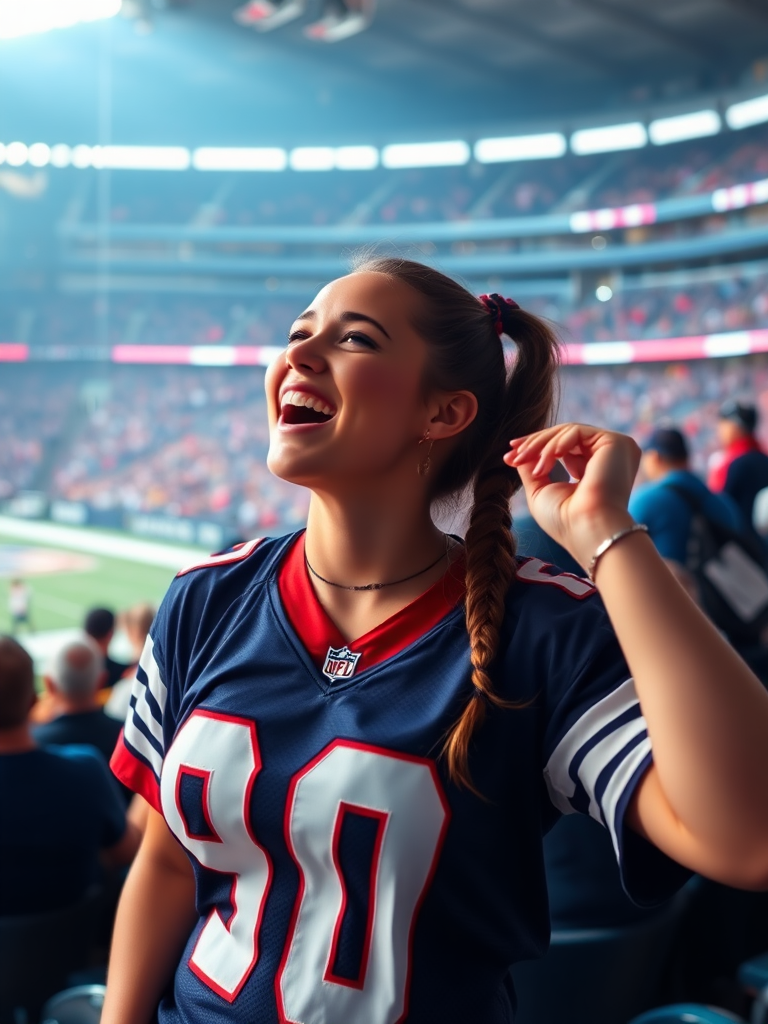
{"left": 342, "top": 332, "right": 377, "bottom": 349}
{"left": 287, "top": 331, "right": 309, "bottom": 344}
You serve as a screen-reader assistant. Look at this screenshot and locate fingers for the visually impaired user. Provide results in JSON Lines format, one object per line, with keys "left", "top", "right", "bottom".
{"left": 505, "top": 423, "right": 599, "bottom": 479}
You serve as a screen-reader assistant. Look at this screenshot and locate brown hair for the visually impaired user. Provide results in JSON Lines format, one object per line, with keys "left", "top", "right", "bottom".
{"left": 353, "top": 256, "right": 560, "bottom": 789}
{"left": 0, "top": 635, "right": 35, "bottom": 729}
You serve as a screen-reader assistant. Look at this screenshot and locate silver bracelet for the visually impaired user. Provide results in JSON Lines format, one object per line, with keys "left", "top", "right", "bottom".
{"left": 586, "top": 522, "right": 649, "bottom": 583}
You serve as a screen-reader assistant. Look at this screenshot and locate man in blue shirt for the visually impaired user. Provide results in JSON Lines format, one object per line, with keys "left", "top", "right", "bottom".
{"left": 629, "top": 426, "right": 743, "bottom": 567}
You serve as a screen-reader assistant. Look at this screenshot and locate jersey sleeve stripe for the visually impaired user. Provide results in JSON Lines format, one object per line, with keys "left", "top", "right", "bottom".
{"left": 569, "top": 716, "right": 648, "bottom": 821}
{"left": 124, "top": 707, "right": 164, "bottom": 778}
{"left": 544, "top": 677, "right": 641, "bottom": 815}
{"left": 565, "top": 702, "right": 644, "bottom": 782}
{"left": 139, "top": 634, "right": 168, "bottom": 716}
{"left": 131, "top": 681, "right": 165, "bottom": 748}
{"left": 599, "top": 734, "right": 653, "bottom": 860}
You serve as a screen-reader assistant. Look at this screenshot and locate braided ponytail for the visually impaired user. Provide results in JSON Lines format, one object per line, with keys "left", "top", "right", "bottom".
{"left": 445, "top": 306, "right": 560, "bottom": 789}
{"left": 351, "top": 257, "right": 560, "bottom": 789}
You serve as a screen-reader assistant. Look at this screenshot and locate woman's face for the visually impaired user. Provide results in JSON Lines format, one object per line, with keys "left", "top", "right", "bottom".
{"left": 266, "top": 271, "right": 433, "bottom": 490}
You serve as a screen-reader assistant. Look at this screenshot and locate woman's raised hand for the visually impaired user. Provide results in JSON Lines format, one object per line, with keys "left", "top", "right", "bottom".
{"left": 503, "top": 423, "right": 641, "bottom": 572}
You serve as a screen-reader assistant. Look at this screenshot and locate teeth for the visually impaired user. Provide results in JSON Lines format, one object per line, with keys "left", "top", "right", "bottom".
{"left": 281, "top": 390, "right": 335, "bottom": 417}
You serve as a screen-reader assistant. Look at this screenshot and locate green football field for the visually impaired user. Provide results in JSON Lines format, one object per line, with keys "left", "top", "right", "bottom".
{"left": 0, "top": 529, "right": 186, "bottom": 635}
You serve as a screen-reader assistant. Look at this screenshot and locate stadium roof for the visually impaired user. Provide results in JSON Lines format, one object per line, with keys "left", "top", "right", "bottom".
{"left": 0, "top": 0, "right": 767, "bottom": 144}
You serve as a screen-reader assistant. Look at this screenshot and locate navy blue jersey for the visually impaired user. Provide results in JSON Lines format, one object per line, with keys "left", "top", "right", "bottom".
{"left": 112, "top": 532, "right": 687, "bottom": 1024}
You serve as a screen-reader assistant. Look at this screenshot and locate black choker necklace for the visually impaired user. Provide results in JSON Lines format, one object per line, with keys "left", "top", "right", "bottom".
{"left": 305, "top": 542, "right": 448, "bottom": 592}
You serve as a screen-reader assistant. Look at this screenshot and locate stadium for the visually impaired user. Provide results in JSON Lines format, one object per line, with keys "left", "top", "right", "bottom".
{"left": 2, "top": 1, "right": 768, "bottom": 1022}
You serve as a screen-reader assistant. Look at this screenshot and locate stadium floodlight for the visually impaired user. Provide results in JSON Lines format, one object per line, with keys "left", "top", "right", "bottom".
{"left": 289, "top": 147, "right": 335, "bottom": 171}
{"left": 5, "top": 141, "right": 28, "bottom": 166}
{"left": 726, "top": 93, "right": 768, "bottom": 130}
{"left": 335, "top": 145, "right": 378, "bottom": 170}
{"left": 27, "top": 142, "right": 51, "bottom": 167}
{"left": 50, "top": 144, "right": 72, "bottom": 167}
{"left": 381, "top": 140, "right": 470, "bottom": 169}
{"left": 94, "top": 145, "right": 191, "bottom": 170}
{"left": 0, "top": 0, "right": 121, "bottom": 39}
{"left": 570, "top": 122, "right": 647, "bottom": 155}
{"left": 192, "top": 147, "right": 288, "bottom": 172}
{"left": 474, "top": 133, "right": 566, "bottom": 163}
{"left": 304, "top": 0, "right": 375, "bottom": 42}
{"left": 649, "top": 110, "right": 721, "bottom": 146}
{"left": 71, "top": 144, "right": 93, "bottom": 168}
{"left": 233, "top": 0, "right": 305, "bottom": 32}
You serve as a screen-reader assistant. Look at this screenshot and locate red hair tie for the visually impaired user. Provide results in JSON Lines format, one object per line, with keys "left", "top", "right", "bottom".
{"left": 479, "top": 293, "right": 520, "bottom": 336}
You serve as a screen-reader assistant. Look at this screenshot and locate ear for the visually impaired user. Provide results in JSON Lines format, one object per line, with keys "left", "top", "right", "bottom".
{"left": 425, "top": 390, "right": 478, "bottom": 442}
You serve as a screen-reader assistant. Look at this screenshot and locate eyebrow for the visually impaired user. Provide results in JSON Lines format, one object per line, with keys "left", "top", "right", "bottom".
{"left": 295, "top": 309, "right": 391, "bottom": 341}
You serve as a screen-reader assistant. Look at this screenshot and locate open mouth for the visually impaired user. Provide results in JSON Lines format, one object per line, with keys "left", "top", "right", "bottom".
{"left": 280, "top": 390, "right": 336, "bottom": 426}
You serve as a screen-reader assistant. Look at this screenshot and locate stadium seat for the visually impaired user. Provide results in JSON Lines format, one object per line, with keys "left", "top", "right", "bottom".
{"left": 511, "top": 896, "right": 686, "bottom": 1024}
{"left": 0, "top": 887, "right": 103, "bottom": 1024}
{"left": 39, "top": 985, "right": 105, "bottom": 1024}
{"left": 630, "top": 1004, "right": 745, "bottom": 1024}
{"left": 738, "top": 952, "right": 768, "bottom": 1024}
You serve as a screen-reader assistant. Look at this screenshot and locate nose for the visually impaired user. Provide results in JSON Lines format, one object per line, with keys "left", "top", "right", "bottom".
{"left": 284, "top": 333, "right": 327, "bottom": 375}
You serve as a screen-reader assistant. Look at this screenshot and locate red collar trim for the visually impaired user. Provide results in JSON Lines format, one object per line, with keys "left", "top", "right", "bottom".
{"left": 277, "top": 532, "right": 466, "bottom": 676}
{"left": 726, "top": 436, "right": 762, "bottom": 459}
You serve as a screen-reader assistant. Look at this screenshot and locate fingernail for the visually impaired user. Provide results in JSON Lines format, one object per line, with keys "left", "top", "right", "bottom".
{"left": 533, "top": 456, "right": 546, "bottom": 476}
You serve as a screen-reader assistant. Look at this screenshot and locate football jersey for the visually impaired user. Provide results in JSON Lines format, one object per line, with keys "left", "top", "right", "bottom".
{"left": 111, "top": 531, "right": 688, "bottom": 1024}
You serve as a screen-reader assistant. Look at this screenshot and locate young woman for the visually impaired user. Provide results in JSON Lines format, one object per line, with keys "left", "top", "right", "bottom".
{"left": 105, "top": 258, "right": 768, "bottom": 1024}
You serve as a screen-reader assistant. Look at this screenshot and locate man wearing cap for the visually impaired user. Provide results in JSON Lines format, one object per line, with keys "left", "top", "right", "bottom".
{"left": 708, "top": 400, "right": 768, "bottom": 551}
{"left": 630, "top": 426, "right": 743, "bottom": 567}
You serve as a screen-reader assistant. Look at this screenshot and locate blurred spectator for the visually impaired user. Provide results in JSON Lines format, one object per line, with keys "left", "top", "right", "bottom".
{"left": 32, "top": 637, "right": 123, "bottom": 771}
{"left": 105, "top": 603, "right": 156, "bottom": 723}
{"left": 708, "top": 400, "right": 768, "bottom": 553}
{"left": 8, "top": 578, "right": 32, "bottom": 635}
{"left": 629, "top": 426, "right": 743, "bottom": 565}
{"left": 0, "top": 635, "right": 139, "bottom": 915}
{"left": 84, "top": 608, "right": 131, "bottom": 688}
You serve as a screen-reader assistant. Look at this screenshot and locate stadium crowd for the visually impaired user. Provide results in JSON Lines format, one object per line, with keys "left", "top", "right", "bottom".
{"left": 0, "top": 355, "right": 766, "bottom": 535}
{"left": 3, "top": 269, "right": 768, "bottom": 352}
{"left": 76, "top": 125, "right": 768, "bottom": 228}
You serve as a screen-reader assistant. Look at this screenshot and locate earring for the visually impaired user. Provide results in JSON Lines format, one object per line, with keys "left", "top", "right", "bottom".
{"left": 417, "top": 430, "right": 434, "bottom": 477}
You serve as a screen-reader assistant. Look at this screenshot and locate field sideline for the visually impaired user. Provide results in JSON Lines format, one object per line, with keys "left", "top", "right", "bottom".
{"left": 0, "top": 517, "right": 210, "bottom": 664}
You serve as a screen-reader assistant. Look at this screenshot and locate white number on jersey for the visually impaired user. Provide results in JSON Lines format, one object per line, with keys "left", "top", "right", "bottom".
{"left": 162, "top": 720, "right": 449, "bottom": 1022}
{"left": 277, "top": 741, "right": 449, "bottom": 1024}
{"left": 161, "top": 711, "right": 273, "bottom": 1002}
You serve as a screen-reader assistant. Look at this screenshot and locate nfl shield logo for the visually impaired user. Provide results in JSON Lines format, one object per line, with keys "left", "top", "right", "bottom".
{"left": 322, "top": 645, "right": 362, "bottom": 682}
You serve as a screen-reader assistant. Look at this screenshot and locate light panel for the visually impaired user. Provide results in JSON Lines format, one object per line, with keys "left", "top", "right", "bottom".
{"left": 474, "top": 133, "right": 566, "bottom": 163}
{"left": 381, "top": 140, "right": 470, "bottom": 169}
{"left": 726, "top": 94, "right": 768, "bottom": 130}
{"left": 71, "top": 144, "right": 93, "bottom": 168}
{"left": 50, "top": 144, "right": 72, "bottom": 168}
{"left": 28, "top": 142, "right": 51, "bottom": 167}
{"left": 5, "top": 141, "right": 28, "bottom": 166}
{"left": 192, "top": 147, "right": 288, "bottom": 171}
{"left": 570, "top": 122, "right": 647, "bottom": 155}
{"left": 649, "top": 109, "right": 721, "bottom": 146}
{"left": 289, "top": 147, "right": 335, "bottom": 171}
{"left": 93, "top": 145, "right": 191, "bottom": 170}
{"left": 334, "top": 145, "right": 378, "bottom": 170}
{"left": 0, "top": 0, "right": 121, "bottom": 39}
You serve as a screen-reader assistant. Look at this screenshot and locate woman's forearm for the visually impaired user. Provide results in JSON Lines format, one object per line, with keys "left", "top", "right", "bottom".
{"left": 593, "top": 524, "right": 768, "bottom": 885}
{"left": 102, "top": 814, "right": 198, "bottom": 1024}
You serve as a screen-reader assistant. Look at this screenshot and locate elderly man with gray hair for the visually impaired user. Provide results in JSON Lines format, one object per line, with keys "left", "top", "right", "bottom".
{"left": 32, "top": 635, "right": 124, "bottom": 780}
